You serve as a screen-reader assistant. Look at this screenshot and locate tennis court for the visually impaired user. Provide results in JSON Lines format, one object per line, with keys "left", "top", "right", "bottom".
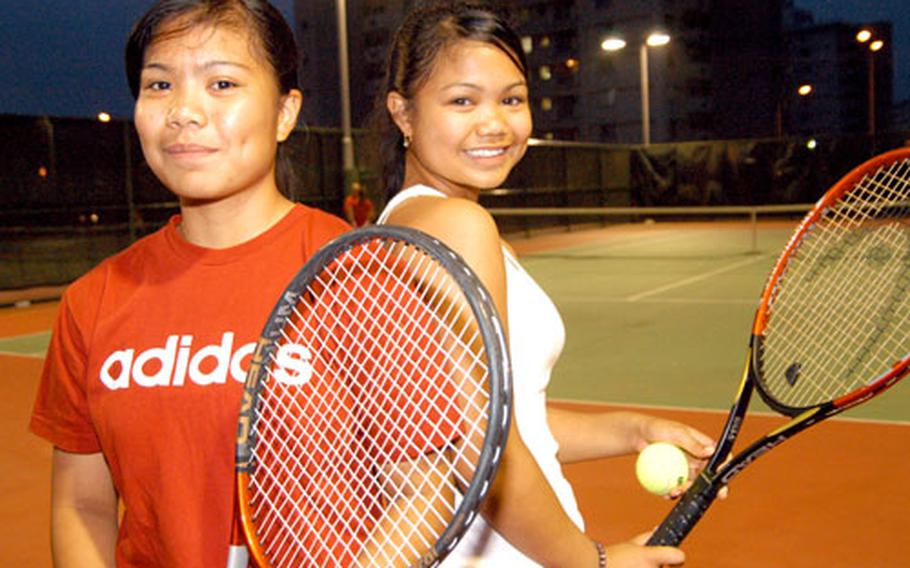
{"left": 3, "top": 219, "right": 908, "bottom": 566}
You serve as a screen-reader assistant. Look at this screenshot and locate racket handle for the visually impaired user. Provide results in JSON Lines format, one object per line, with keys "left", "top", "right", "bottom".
{"left": 226, "top": 545, "right": 249, "bottom": 568}
{"left": 228, "top": 484, "right": 250, "bottom": 568}
{"left": 646, "top": 474, "right": 719, "bottom": 546}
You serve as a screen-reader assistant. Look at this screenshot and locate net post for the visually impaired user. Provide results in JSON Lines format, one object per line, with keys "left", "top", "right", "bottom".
{"left": 124, "top": 121, "right": 137, "bottom": 243}
{"left": 750, "top": 209, "right": 758, "bottom": 253}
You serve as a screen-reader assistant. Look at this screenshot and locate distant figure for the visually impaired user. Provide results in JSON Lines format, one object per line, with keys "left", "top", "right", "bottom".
{"left": 343, "top": 181, "right": 375, "bottom": 227}
{"left": 131, "top": 208, "right": 148, "bottom": 237}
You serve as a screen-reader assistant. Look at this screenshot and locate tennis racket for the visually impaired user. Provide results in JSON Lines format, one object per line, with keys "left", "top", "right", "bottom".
{"left": 226, "top": 225, "right": 511, "bottom": 567}
{"left": 648, "top": 147, "right": 910, "bottom": 546}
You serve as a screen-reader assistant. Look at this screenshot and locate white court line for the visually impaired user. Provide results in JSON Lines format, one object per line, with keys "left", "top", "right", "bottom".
{"left": 551, "top": 397, "right": 910, "bottom": 427}
{"left": 561, "top": 297, "right": 756, "bottom": 305}
{"left": 527, "top": 229, "right": 692, "bottom": 257}
{"left": 625, "top": 254, "right": 771, "bottom": 302}
{"left": 582, "top": 230, "right": 690, "bottom": 252}
{"left": 0, "top": 331, "right": 50, "bottom": 340}
{"left": 0, "top": 350, "right": 45, "bottom": 359}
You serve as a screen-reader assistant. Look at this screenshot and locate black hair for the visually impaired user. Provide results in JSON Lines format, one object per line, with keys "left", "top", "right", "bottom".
{"left": 125, "top": 0, "right": 298, "bottom": 98}
{"left": 125, "top": 0, "right": 300, "bottom": 196}
{"left": 374, "top": 0, "right": 528, "bottom": 197}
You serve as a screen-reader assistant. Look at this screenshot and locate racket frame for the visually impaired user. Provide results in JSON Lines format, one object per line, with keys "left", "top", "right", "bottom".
{"left": 233, "top": 225, "right": 512, "bottom": 567}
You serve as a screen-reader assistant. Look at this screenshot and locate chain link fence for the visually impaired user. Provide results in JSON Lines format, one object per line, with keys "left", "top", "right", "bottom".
{"left": 2, "top": 113, "right": 907, "bottom": 291}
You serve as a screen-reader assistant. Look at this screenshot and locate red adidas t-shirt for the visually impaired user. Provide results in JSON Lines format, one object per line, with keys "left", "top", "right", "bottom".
{"left": 30, "top": 205, "right": 350, "bottom": 567}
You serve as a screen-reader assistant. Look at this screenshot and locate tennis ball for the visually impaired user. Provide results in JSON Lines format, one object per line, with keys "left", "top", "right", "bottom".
{"left": 636, "top": 442, "right": 689, "bottom": 496}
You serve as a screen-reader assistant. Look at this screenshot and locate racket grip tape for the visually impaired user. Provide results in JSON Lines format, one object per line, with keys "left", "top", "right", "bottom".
{"left": 646, "top": 474, "right": 719, "bottom": 546}
{"left": 226, "top": 545, "right": 249, "bottom": 568}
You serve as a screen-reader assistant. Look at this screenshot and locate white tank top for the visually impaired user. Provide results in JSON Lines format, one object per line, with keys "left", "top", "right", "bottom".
{"left": 378, "top": 185, "right": 584, "bottom": 566}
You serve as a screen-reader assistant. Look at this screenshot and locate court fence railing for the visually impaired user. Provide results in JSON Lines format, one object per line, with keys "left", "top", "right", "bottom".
{"left": 1, "top": 112, "right": 907, "bottom": 298}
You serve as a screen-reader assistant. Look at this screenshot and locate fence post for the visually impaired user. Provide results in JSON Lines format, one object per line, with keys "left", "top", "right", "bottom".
{"left": 124, "top": 121, "right": 137, "bottom": 242}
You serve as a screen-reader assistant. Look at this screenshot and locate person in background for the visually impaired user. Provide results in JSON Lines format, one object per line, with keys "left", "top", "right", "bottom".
{"left": 373, "top": 2, "right": 719, "bottom": 566}
{"left": 343, "top": 180, "right": 376, "bottom": 227}
{"left": 28, "top": 1, "right": 349, "bottom": 566}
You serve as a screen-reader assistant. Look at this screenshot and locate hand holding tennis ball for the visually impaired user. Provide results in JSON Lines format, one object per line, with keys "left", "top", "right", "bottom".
{"left": 636, "top": 442, "right": 689, "bottom": 496}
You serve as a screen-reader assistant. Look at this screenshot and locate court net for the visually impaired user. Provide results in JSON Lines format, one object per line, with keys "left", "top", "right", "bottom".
{"left": 490, "top": 203, "right": 813, "bottom": 254}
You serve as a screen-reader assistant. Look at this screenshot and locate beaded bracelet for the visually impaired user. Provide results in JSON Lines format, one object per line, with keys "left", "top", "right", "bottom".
{"left": 593, "top": 540, "right": 607, "bottom": 567}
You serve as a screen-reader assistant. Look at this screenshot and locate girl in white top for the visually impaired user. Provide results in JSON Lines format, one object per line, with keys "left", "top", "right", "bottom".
{"left": 374, "top": 2, "right": 719, "bottom": 567}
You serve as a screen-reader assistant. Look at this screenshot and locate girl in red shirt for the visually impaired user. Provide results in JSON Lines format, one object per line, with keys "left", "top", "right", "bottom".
{"left": 30, "top": 2, "right": 349, "bottom": 566}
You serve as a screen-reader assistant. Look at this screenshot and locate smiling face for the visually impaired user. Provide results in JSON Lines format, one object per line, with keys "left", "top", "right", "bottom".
{"left": 133, "top": 20, "right": 300, "bottom": 205}
{"left": 389, "top": 39, "right": 532, "bottom": 200}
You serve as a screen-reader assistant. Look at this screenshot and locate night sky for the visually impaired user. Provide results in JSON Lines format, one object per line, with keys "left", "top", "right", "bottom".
{"left": 1, "top": 1, "right": 907, "bottom": 120}
{"left": 1, "top": 0, "right": 294, "bottom": 119}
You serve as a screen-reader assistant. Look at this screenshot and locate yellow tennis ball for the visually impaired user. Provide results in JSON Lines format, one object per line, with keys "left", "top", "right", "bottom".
{"left": 636, "top": 442, "right": 689, "bottom": 496}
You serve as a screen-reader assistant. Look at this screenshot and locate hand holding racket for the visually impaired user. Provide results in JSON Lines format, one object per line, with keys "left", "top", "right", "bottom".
{"left": 227, "top": 225, "right": 512, "bottom": 567}
{"left": 649, "top": 148, "right": 910, "bottom": 546}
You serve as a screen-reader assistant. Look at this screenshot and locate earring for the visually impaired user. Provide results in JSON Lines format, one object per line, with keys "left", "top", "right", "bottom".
{"left": 403, "top": 135, "right": 411, "bottom": 149}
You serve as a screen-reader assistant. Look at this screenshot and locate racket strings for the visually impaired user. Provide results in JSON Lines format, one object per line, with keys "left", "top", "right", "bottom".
{"left": 255, "top": 369, "right": 373, "bottom": 560}
{"left": 256, "top": 307, "right": 432, "bottom": 561}
{"left": 321, "top": 245, "right": 488, "bottom": 461}
{"left": 262, "top": 282, "right": 460, "bottom": 560}
{"left": 291, "top": 244, "right": 485, "bottom": 457}
{"left": 258, "top": 300, "right": 462, "bottom": 563}
{"left": 252, "top": 361, "right": 371, "bottom": 561}
{"left": 760, "top": 157, "right": 910, "bottom": 408}
{"left": 247, "top": 238, "right": 493, "bottom": 567}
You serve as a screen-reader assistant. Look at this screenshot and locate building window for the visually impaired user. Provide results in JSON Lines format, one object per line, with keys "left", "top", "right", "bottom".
{"left": 598, "top": 89, "right": 617, "bottom": 107}
{"left": 540, "top": 36, "right": 551, "bottom": 49}
{"left": 539, "top": 66, "right": 552, "bottom": 80}
{"left": 553, "top": 95, "right": 576, "bottom": 120}
{"left": 541, "top": 97, "right": 553, "bottom": 111}
{"left": 521, "top": 36, "right": 533, "bottom": 54}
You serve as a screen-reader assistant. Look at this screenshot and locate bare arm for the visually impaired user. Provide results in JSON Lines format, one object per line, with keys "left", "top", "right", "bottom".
{"left": 51, "top": 449, "right": 118, "bottom": 568}
{"left": 547, "top": 408, "right": 716, "bottom": 464}
{"left": 548, "top": 408, "right": 649, "bottom": 462}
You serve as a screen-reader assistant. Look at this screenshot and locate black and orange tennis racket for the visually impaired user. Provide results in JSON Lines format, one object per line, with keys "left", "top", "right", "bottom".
{"left": 648, "top": 147, "right": 910, "bottom": 545}
{"left": 226, "top": 225, "right": 511, "bottom": 567}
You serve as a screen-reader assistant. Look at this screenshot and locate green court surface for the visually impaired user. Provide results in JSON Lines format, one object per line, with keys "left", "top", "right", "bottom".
{"left": 5, "top": 220, "right": 910, "bottom": 423}
{"left": 0, "top": 332, "right": 50, "bottom": 358}
{"left": 515, "top": 221, "right": 910, "bottom": 423}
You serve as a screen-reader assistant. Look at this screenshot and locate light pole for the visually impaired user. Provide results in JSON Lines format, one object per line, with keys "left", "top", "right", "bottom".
{"left": 601, "top": 31, "right": 670, "bottom": 145}
{"left": 336, "top": 0, "right": 355, "bottom": 184}
{"left": 775, "top": 84, "right": 812, "bottom": 137}
{"left": 856, "top": 28, "right": 884, "bottom": 139}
